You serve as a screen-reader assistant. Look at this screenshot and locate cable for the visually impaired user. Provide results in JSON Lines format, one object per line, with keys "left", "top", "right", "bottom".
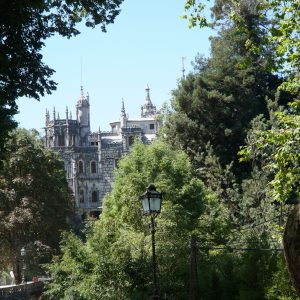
{"left": 198, "top": 246, "right": 284, "bottom": 252}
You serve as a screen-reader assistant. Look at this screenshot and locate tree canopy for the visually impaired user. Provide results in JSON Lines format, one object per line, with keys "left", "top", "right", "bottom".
{"left": 45, "top": 140, "right": 216, "bottom": 299}
{"left": 183, "top": 0, "right": 300, "bottom": 97}
{"left": 0, "top": 129, "right": 74, "bottom": 283}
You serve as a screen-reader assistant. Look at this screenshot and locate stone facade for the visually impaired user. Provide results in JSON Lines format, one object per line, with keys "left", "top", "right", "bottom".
{"left": 45, "top": 86, "right": 159, "bottom": 220}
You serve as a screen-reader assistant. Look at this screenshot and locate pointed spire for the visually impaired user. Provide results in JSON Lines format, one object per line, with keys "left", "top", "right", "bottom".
{"left": 77, "top": 85, "right": 89, "bottom": 106}
{"left": 57, "top": 112, "right": 60, "bottom": 120}
{"left": 120, "top": 98, "right": 127, "bottom": 128}
{"left": 141, "top": 85, "right": 156, "bottom": 118}
{"left": 97, "top": 126, "right": 101, "bottom": 143}
{"left": 145, "top": 85, "right": 151, "bottom": 105}
{"left": 66, "top": 106, "right": 69, "bottom": 123}
{"left": 45, "top": 109, "right": 50, "bottom": 125}
{"left": 70, "top": 110, "right": 72, "bottom": 120}
{"left": 53, "top": 107, "right": 56, "bottom": 120}
{"left": 121, "top": 98, "right": 126, "bottom": 117}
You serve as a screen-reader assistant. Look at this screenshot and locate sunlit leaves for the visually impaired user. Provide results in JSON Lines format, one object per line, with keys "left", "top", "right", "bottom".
{"left": 240, "top": 102, "right": 300, "bottom": 203}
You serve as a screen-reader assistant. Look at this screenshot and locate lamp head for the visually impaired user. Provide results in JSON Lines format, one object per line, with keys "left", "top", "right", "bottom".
{"left": 140, "top": 184, "right": 162, "bottom": 217}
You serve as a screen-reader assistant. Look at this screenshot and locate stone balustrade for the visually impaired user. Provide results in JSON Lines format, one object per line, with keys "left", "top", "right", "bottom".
{"left": 0, "top": 282, "right": 45, "bottom": 300}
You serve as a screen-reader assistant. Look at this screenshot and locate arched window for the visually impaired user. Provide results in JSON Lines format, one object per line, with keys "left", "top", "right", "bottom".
{"left": 92, "top": 191, "right": 98, "bottom": 203}
{"left": 78, "top": 160, "right": 84, "bottom": 173}
{"left": 79, "top": 189, "right": 84, "bottom": 203}
{"left": 91, "top": 161, "right": 96, "bottom": 174}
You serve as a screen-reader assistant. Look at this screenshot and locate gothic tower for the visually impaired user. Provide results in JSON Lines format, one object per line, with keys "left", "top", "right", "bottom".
{"left": 76, "top": 86, "right": 90, "bottom": 144}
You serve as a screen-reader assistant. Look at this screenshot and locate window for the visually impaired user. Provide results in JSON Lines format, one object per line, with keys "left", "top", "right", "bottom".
{"left": 92, "top": 191, "right": 98, "bottom": 203}
{"left": 128, "top": 136, "right": 135, "bottom": 146}
{"left": 149, "top": 123, "right": 155, "bottom": 130}
{"left": 58, "top": 134, "right": 65, "bottom": 146}
{"left": 91, "top": 161, "right": 97, "bottom": 174}
{"left": 79, "top": 189, "right": 84, "bottom": 203}
{"left": 78, "top": 160, "right": 84, "bottom": 173}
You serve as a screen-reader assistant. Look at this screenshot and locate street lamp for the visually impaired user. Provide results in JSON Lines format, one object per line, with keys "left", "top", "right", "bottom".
{"left": 140, "top": 184, "right": 162, "bottom": 300}
{"left": 20, "top": 247, "right": 26, "bottom": 284}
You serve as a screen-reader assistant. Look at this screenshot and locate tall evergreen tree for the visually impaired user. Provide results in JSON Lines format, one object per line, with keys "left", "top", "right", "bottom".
{"left": 164, "top": 0, "right": 284, "bottom": 178}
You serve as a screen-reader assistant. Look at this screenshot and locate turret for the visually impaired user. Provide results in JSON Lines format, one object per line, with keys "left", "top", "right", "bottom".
{"left": 76, "top": 86, "right": 90, "bottom": 140}
{"left": 76, "top": 86, "right": 90, "bottom": 127}
{"left": 141, "top": 85, "right": 156, "bottom": 118}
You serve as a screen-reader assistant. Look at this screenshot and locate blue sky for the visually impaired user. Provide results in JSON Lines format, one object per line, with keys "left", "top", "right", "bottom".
{"left": 15, "top": 0, "right": 213, "bottom": 132}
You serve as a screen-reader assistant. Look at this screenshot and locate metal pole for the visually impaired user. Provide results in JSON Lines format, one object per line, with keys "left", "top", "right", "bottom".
{"left": 150, "top": 215, "right": 159, "bottom": 299}
{"left": 21, "top": 257, "right": 25, "bottom": 284}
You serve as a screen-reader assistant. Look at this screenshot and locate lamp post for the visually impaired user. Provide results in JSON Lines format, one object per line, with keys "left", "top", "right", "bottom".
{"left": 20, "top": 247, "right": 26, "bottom": 284}
{"left": 140, "top": 184, "right": 162, "bottom": 300}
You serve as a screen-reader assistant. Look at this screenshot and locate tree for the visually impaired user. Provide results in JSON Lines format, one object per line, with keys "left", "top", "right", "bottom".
{"left": 164, "top": 0, "right": 286, "bottom": 181}
{"left": 0, "top": 0, "right": 123, "bottom": 153}
{"left": 239, "top": 100, "right": 300, "bottom": 295}
{"left": 0, "top": 129, "right": 74, "bottom": 284}
{"left": 45, "top": 140, "right": 218, "bottom": 299}
{"left": 183, "top": 1, "right": 300, "bottom": 293}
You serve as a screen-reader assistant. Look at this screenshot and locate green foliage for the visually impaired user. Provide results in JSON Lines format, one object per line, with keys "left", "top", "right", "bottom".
{"left": 183, "top": 0, "right": 300, "bottom": 97}
{"left": 265, "top": 254, "right": 298, "bottom": 300}
{"left": 164, "top": 2, "right": 284, "bottom": 180}
{"left": 44, "top": 139, "right": 297, "bottom": 299}
{"left": 240, "top": 101, "right": 300, "bottom": 204}
{"left": 0, "top": 0, "right": 123, "bottom": 153}
{"left": 0, "top": 128, "right": 74, "bottom": 283}
{"left": 45, "top": 140, "right": 217, "bottom": 299}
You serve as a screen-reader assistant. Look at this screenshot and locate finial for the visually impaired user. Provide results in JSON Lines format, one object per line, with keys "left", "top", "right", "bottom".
{"left": 98, "top": 126, "right": 101, "bottom": 134}
{"left": 66, "top": 107, "right": 68, "bottom": 121}
{"left": 57, "top": 112, "right": 60, "bottom": 120}
{"left": 80, "top": 85, "right": 84, "bottom": 97}
{"left": 53, "top": 107, "right": 56, "bottom": 120}
{"left": 70, "top": 110, "right": 72, "bottom": 119}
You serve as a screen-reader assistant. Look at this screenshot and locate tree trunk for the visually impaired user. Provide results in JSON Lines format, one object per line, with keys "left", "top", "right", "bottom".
{"left": 283, "top": 203, "right": 300, "bottom": 296}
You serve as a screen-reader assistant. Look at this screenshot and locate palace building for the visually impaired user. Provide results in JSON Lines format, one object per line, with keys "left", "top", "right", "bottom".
{"left": 45, "top": 86, "right": 159, "bottom": 220}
